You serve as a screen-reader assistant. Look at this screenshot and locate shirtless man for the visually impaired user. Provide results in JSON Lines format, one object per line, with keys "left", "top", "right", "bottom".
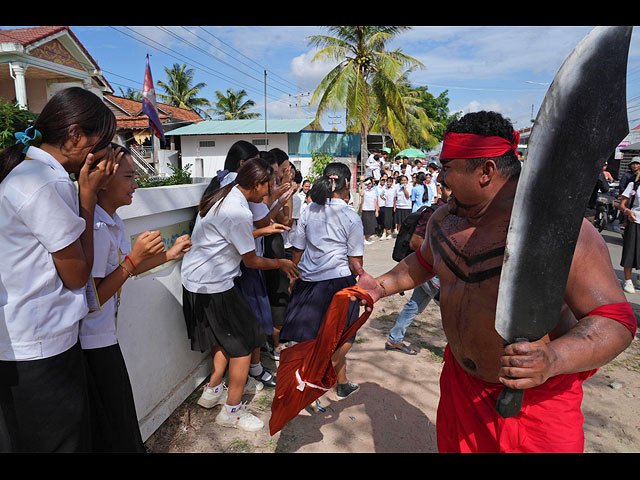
{"left": 354, "top": 111, "right": 636, "bottom": 453}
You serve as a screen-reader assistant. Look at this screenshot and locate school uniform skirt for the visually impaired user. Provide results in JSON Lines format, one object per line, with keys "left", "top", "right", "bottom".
{"left": 238, "top": 263, "right": 274, "bottom": 335}
{"left": 0, "top": 342, "right": 90, "bottom": 452}
{"left": 279, "top": 275, "right": 360, "bottom": 344}
{"left": 395, "top": 207, "right": 412, "bottom": 226}
{"left": 383, "top": 207, "right": 395, "bottom": 230}
{"left": 182, "top": 280, "right": 265, "bottom": 358}
{"left": 263, "top": 233, "right": 290, "bottom": 328}
{"left": 621, "top": 221, "right": 640, "bottom": 269}
{"left": 82, "top": 343, "right": 145, "bottom": 453}
{"left": 362, "top": 210, "right": 378, "bottom": 236}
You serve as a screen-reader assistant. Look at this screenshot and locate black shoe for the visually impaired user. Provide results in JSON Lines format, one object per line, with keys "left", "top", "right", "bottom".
{"left": 250, "top": 366, "right": 276, "bottom": 388}
{"left": 336, "top": 381, "right": 359, "bottom": 400}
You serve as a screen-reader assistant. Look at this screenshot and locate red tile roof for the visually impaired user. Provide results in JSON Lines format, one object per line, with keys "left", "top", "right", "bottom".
{"left": 106, "top": 95, "right": 204, "bottom": 131}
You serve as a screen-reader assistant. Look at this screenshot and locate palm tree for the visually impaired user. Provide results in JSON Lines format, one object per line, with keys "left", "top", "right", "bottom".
{"left": 371, "top": 68, "right": 440, "bottom": 151}
{"left": 208, "top": 88, "right": 261, "bottom": 120}
{"left": 118, "top": 87, "right": 143, "bottom": 102}
{"left": 307, "top": 26, "right": 424, "bottom": 165}
{"left": 156, "top": 63, "right": 210, "bottom": 118}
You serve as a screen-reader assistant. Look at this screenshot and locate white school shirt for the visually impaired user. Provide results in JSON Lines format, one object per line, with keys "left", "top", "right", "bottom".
{"left": 290, "top": 198, "right": 364, "bottom": 282}
{"left": 381, "top": 184, "right": 397, "bottom": 208}
{"left": 361, "top": 187, "right": 378, "bottom": 211}
{"left": 181, "top": 186, "right": 256, "bottom": 294}
{"left": 622, "top": 182, "right": 640, "bottom": 224}
{"left": 395, "top": 183, "right": 412, "bottom": 209}
{"left": 0, "top": 146, "right": 87, "bottom": 360}
{"left": 79, "top": 206, "right": 131, "bottom": 350}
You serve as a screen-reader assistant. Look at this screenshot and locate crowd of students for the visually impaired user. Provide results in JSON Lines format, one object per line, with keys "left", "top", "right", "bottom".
{"left": 360, "top": 152, "right": 442, "bottom": 244}
{"left": 0, "top": 87, "right": 393, "bottom": 450}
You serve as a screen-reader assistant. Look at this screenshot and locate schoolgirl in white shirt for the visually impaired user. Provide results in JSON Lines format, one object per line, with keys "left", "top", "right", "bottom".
{"left": 80, "top": 145, "right": 192, "bottom": 452}
{"left": 0, "top": 87, "right": 118, "bottom": 452}
{"left": 359, "top": 177, "right": 379, "bottom": 244}
{"left": 181, "top": 158, "right": 299, "bottom": 432}
{"left": 381, "top": 176, "right": 397, "bottom": 239}
{"left": 279, "top": 162, "right": 365, "bottom": 401}
{"left": 394, "top": 175, "right": 413, "bottom": 231}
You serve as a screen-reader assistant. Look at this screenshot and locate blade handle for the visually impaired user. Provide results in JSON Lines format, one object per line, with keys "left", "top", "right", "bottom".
{"left": 495, "top": 338, "right": 528, "bottom": 418}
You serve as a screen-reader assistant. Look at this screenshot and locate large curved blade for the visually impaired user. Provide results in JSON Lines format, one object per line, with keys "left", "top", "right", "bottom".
{"left": 495, "top": 26, "right": 632, "bottom": 345}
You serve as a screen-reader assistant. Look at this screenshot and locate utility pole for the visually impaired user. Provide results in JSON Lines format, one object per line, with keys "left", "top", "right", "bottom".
{"left": 288, "top": 92, "right": 311, "bottom": 118}
{"left": 264, "top": 70, "right": 268, "bottom": 147}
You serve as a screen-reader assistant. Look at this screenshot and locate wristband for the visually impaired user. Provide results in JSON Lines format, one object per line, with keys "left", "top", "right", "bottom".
{"left": 119, "top": 263, "right": 135, "bottom": 278}
{"left": 125, "top": 255, "right": 136, "bottom": 270}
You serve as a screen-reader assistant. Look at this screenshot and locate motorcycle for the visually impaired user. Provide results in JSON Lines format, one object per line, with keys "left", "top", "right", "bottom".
{"left": 594, "top": 183, "right": 619, "bottom": 232}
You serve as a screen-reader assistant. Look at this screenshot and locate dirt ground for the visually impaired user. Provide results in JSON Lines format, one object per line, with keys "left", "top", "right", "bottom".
{"left": 144, "top": 237, "right": 640, "bottom": 454}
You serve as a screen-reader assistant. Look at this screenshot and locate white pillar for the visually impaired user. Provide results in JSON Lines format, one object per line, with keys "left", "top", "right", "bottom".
{"left": 10, "top": 62, "right": 28, "bottom": 110}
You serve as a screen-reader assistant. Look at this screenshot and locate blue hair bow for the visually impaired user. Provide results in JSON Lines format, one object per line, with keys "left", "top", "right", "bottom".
{"left": 14, "top": 126, "right": 42, "bottom": 153}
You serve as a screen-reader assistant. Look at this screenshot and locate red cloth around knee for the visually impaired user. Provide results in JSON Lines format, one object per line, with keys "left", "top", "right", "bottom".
{"left": 436, "top": 345, "right": 596, "bottom": 453}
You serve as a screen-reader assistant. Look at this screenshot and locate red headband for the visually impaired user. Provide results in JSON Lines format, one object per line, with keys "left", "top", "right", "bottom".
{"left": 440, "top": 130, "right": 520, "bottom": 160}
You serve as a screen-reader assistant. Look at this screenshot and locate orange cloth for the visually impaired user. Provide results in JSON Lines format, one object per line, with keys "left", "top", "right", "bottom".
{"left": 269, "top": 286, "right": 372, "bottom": 436}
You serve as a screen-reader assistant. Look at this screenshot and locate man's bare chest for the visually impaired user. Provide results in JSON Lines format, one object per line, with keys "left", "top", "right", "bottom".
{"left": 428, "top": 216, "right": 508, "bottom": 285}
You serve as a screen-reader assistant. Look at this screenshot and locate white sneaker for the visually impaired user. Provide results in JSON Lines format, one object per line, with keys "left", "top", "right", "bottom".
{"left": 215, "top": 403, "right": 264, "bottom": 432}
{"left": 623, "top": 280, "right": 635, "bottom": 294}
{"left": 197, "top": 384, "right": 228, "bottom": 409}
{"left": 364, "top": 240, "right": 373, "bottom": 245}
{"left": 243, "top": 376, "right": 264, "bottom": 394}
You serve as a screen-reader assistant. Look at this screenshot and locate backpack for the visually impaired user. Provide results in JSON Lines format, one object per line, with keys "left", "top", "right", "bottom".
{"left": 392, "top": 205, "right": 435, "bottom": 262}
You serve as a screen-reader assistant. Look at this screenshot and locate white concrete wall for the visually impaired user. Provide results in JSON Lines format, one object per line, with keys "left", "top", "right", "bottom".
{"left": 115, "top": 182, "right": 210, "bottom": 441}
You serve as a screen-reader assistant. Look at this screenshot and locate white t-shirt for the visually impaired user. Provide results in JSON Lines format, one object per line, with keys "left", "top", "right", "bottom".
{"left": 290, "top": 198, "right": 364, "bottom": 282}
{"left": 361, "top": 187, "right": 378, "bottom": 211}
{"left": 381, "top": 184, "right": 397, "bottom": 208}
{"left": 395, "top": 183, "right": 412, "bottom": 209}
{"left": 0, "top": 146, "right": 87, "bottom": 360}
{"left": 79, "top": 206, "right": 131, "bottom": 350}
{"left": 622, "top": 182, "right": 640, "bottom": 224}
{"left": 181, "top": 186, "right": 256, "bottom": 294}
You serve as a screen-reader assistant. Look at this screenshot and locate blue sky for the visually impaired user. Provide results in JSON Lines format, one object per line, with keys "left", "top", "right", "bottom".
{"left": 41, "top": 26, "right": 640, "bottom": 135}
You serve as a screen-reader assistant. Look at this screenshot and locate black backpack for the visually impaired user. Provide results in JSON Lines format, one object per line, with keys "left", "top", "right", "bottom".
{"left": 392, "top": 205, "right": 434, "bottom": 262}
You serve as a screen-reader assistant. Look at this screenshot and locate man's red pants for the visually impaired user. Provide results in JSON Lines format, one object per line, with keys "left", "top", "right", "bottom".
{"left": 436, "top": 345, "right": 597, "bottom": 453}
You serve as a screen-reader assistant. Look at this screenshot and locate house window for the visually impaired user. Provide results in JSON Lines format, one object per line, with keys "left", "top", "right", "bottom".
{"left": 199, "top": 140, "right": 216, "bottom": 148}
{"left": 252, "top": 139, "right": 269, "bottom": 146}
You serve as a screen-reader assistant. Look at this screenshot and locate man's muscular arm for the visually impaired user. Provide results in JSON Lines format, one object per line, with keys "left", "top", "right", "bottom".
{"left": 354, "top": 230, "right": 435, "bottom": 308}
{"left": 499, "top": 219, "right": 634, "bottom": 390}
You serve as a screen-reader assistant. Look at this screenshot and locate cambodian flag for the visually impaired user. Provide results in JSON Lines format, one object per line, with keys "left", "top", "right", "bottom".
{"left": 142, "top": 54, "right": 165, "bottom": 146}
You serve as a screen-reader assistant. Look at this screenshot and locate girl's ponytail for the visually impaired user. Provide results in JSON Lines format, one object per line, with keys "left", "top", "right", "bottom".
{"left": 309, "top": 162, "right": 351, "bottom": 206}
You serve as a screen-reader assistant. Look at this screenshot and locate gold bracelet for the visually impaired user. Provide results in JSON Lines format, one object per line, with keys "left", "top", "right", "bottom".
{"left": 119, "top": 263, "right": 135, "bottom": 278}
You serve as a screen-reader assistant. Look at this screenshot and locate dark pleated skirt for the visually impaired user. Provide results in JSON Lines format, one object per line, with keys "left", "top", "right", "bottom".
{"left": 395, "top": 208, "right": 412, "bottom": 226}
{"left": 238, "top": 263, "right": 274, "bottom": 335}
{"left": 279, "top": 275, "right": 360, "bottom": 344}
{"left": 182, "top": 282, "right": 265, "bottom": 358}
{"left": 263, "top": 233, "right": 290, "bottom": 328}
{"left": 82, "top": 343, "right": 145, "bottom": 453}
{"left": 0, "top": 342, "right": 91, "bottom": 453}
{"left": 621, "top": 221, "right": 640, "bottom": 269}
{"left": 362, "top": 210, "right": 378, "bottom": 236}
{"left": 383, "top": 207, "right": 395, "bottom": 229}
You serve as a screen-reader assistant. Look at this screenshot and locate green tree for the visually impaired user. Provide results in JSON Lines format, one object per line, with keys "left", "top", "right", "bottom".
{"left": 0, "top": 98, "right": 36, "bottom": 150}
{"left": 307, "top": 26, "right": 424, "bottom": 164}
{"left": 208, "top": 88, "right": 260, "bottom": 120}
{"left": 156, "top": 63, "right": 210, "bottom": 117}
{"left": 118, "top": 87, "right": 143, "bottom": 102}
{"left": 412, "top": 86, "right": 461, "bottom": 144}
{"left": 371, "top": 67, "right": 440, "bottom": 152}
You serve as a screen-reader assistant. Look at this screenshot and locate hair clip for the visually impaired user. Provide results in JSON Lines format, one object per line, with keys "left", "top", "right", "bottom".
{"left": 14, "top": 126, "right": 42, "bottom": 154}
